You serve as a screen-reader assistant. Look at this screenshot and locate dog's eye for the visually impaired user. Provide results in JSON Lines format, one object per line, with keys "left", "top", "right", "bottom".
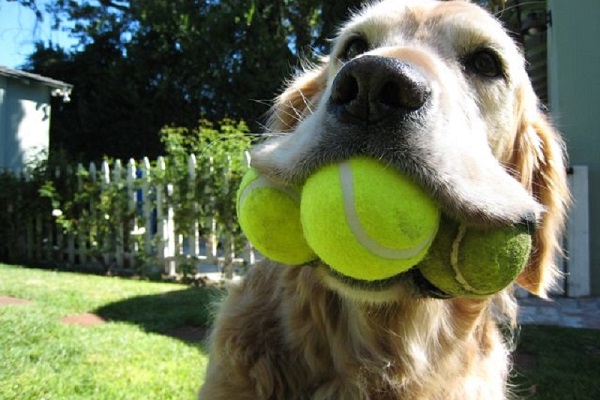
{"left": 340, "top": 37, "right": 369, "bottom": 61}
{"left": 465, "top": 50, "right": 503, "bottom": 78}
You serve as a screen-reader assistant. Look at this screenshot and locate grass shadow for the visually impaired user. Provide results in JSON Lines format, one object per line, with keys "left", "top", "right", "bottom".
{"left": 511, "top": 325, "right": 600, "bottom": 399}
{"left": 94, "top": 285, "right": 225, "bottom": 347}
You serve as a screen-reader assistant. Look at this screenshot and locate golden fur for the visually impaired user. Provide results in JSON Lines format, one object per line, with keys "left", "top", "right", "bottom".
{"left": 199, "top": 1, "right": 569, "bottom": 399}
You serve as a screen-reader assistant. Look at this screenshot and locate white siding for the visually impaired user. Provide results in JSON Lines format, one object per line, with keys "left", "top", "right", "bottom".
{"left": 0, "top": 77, "right": 51, "bottom": 171}
{"left": 548, "top": 0, "right": 600, "bottom": 295}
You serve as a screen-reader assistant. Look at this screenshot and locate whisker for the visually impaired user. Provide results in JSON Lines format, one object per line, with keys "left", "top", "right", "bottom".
{"left": 298, "top": 90, "right": 314, "bottom": 115}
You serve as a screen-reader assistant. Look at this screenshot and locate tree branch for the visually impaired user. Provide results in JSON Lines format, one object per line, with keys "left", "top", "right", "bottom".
{"left": 98, "top": 0, "right": 130, "bottom": 13}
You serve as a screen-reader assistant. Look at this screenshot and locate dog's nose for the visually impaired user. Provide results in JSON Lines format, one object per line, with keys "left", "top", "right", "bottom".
{"left": 329, "top": 55, "right": 430, "bottom": 124}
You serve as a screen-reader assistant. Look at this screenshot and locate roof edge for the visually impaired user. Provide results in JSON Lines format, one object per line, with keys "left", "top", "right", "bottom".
{"left": 0, "top": 66, "right": 73, "bottom": 101}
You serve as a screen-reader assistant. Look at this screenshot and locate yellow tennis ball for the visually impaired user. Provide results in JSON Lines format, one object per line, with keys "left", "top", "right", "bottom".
{"left": 418, "top": 217, "right": 532, "bottom": 297}
{"left": 236, "top": 168, "right": 316, "bottom": 265}
{"left": 300, "top": 157, "right": 440, "bottom": 282}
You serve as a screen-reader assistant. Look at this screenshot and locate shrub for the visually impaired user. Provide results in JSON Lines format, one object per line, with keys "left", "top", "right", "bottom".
{"left": 1, "top": 120, "right": 252, "bottom": 277}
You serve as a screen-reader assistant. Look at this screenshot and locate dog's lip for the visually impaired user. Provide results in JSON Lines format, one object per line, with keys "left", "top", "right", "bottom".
{"left": 321, "top": 264, "right": 412, "bottom": 290}
{"left": 253, "top": 140, "right": 542, "bottom": 229}
{"left": 318, "top": 262, "right": 453, "bottom": 299}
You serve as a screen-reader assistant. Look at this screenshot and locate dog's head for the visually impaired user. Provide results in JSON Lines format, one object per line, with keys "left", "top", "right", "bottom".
{"left": 251, "top": 0, "right": 569, "bottom": 300}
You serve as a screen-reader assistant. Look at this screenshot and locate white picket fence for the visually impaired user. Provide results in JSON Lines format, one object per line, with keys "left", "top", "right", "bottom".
{"left": 4, "top": 155, "right": 255, "bottom": 279}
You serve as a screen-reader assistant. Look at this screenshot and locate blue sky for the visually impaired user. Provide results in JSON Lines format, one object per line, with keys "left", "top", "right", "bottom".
{"left": 0, "top": 0, "right": 76, "bottom": 69}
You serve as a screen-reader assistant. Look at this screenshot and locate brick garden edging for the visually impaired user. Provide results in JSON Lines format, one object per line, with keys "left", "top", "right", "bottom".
{"left": 60, "top": 313, "right": 106, "bottom": 326}
{"left": 0, "top": 296, "right": 33, "bottom": 306}
{"left": 1, "top": 295, "right": 206, "bottom": 343}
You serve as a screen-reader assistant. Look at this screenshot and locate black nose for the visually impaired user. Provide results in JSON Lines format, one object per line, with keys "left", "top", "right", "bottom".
{"left": 328, "top": 55, "right": 431, "bottom": 124}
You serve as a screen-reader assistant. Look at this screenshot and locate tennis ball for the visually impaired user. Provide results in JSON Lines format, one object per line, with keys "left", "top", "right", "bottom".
{"left": 300, "top": 157, "right": 440, "bottom": 281}
{"left": 236, "top": 168, "right": 316, "bottom": 265}
{"left": 418, "top": 217, "right": 532, "bottom": 297}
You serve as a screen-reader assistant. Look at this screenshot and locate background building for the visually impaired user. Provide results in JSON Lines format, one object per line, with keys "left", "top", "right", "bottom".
{"left": 0, "top": 67, "right": 72, "bottom": 171}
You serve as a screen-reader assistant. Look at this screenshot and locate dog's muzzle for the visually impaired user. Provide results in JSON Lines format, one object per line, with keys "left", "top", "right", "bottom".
{"left": 327, "top": 55, "right": 431, "bottom": 125}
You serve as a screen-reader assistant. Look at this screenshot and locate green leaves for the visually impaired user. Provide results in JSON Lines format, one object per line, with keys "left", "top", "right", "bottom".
{"left": 21, "top": 0, "right": 376, "bottom": 160}
{"left": 158, "top": 119, "right": 251, "bottom": 245}
{"left": 0, "top": 119, "right": 252, "bottom": 275}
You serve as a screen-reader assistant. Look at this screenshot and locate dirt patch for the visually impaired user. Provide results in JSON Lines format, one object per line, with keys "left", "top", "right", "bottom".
{"left": 164, "top": 326, "right": 209, "bottom": 343}
{"left": 0, "top": 296, "right": 33, "bottom": 306}
{"left": 60, "top": 313, "right": 106, "bottom": 326}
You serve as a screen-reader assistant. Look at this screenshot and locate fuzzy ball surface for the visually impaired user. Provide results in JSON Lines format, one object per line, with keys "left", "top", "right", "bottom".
{"left": 418, "top": 217, "right": 532, "bottom": 297}
{"left": 301, "top": 157, "right": 440, "bottom": 281}
{"left": 237, "top": 168, "right": 316, "bottom": 265}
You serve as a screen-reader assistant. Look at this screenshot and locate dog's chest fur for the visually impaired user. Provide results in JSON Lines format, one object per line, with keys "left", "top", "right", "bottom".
{"left": 207, "top": 263, "right": 509, "bottom": 400}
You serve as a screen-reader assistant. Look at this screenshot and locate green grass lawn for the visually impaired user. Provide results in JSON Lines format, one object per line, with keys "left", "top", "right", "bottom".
{"left": 0, "top": 263, "right": 222, "bottom": 400}
{"left": 1, "top": 263, "right": 598, "bottom": 400}
{"left": 513, "top": 325, "right": 600, "bottom": 400}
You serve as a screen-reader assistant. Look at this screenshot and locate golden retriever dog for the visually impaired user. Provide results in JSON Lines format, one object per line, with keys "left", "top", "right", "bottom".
{"left": 199, "top": 1, "right": 569, "bottom": 399}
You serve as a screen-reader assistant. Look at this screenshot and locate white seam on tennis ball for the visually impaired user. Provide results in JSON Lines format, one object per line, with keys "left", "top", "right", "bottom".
{"left": 339, "top": 161, "right": 437, "bottom": 260}
{"left": 451, "top": 224, "right": 488, "bottom": 295}
{"left": 239, "top": 176, "right": 301, "bottom": 208}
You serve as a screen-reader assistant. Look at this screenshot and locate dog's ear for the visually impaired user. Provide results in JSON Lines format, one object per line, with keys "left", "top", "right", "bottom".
{"left": 510, "top": 87, "right": 570, "bottom": 297}
{"left": 267, "top": 63, "right": 328, "bottom": 132}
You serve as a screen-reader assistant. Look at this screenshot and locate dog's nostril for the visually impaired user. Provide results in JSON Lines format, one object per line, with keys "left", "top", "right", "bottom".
{"left": 333, "top": 74, "right": 359, "bottom": 105}
{"left": 378, "top": 80, "right": 429, "bottom": 111}
{"left": 379, "top": 81, "right": 402, "bottom": 108}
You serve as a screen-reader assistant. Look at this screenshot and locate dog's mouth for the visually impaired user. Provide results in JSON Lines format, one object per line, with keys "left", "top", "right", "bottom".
{"left": 321, "top": 264, "right": 453, "bottom": 299}
{"left": 252, "top": 136, "right": 543, "bottom": 230}
{"left": 250, "top": 148, "right": 539, "bottom": 300}
{"left": 311, "top": 212, "right": 535, "bottom": 300}
{"left": 250, "top": 140, "right": 541, "bottom": 300}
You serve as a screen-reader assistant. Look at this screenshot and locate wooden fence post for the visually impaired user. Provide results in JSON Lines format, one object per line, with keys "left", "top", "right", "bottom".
{"left": 77, "top": 163, "right": 87, "bottom": 266}
{"left": 156, "top": 157, "right": 166, "bottom": 273}
{"left": 113, "top": 160, "right": 125, "bottom": 270}
{"left": 141, "top": 157, "right": 153, "bottom": 267}
{"left": 207, "top": 157, "right": 218, "bottom": 265}
{"left": 188, "top": 154, "right": 200, "bottom": 265}
{"left": 88, "top": 162, "right": 97, "bottom": 268}
{"left": 53, "top": 166, "right": 63, "bottom": 264}
{"left": 222, "top": 156, "right": 235, "bottom": 279}
{"left": 156, "top": 157, "right": 176, "bottom": 276}
{"left": 127, "top": 158, "right": 137, "bottom": 270}
{"left": 100, "top": 160, "right": 111, "bottom": 268}
{"left": 64, "top": 165, "right": 76, "bottom": 265}
{"left": 165, "top": 182, "right": 177, "bottom": 276}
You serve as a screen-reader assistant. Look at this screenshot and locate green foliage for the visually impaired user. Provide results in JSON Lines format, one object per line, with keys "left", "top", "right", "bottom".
{"left": 0, "top": 120, "right": 251, "bottom": 277}
{"left": 34, "top": 155, "right": 137, "bottom": 273}
{"left": 18, "top": 0, "right": 371, "bottom": 160}
{"left": 0, "top": 152, "right": 58, "bottom": 263}
{"left": 14, "top": 0, "right": 516, "bottom": 161}
{"left": 158, "top": 119, "right": 252, "bottom": 251}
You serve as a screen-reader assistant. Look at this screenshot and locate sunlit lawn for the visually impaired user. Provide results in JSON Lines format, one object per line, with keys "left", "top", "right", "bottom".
{"left": 1, "top": 263, "right": 598, "bottom": 400}
{"left": 0, "top": 263, "right": 221, "bottom": 400}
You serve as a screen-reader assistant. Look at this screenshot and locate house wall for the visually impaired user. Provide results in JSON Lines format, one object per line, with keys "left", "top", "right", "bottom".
{"left": 548, "top": 0, "right": 600, "bottom": 295}
{"left": 0, "top": 75, "right": 51, "bottom": 172}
